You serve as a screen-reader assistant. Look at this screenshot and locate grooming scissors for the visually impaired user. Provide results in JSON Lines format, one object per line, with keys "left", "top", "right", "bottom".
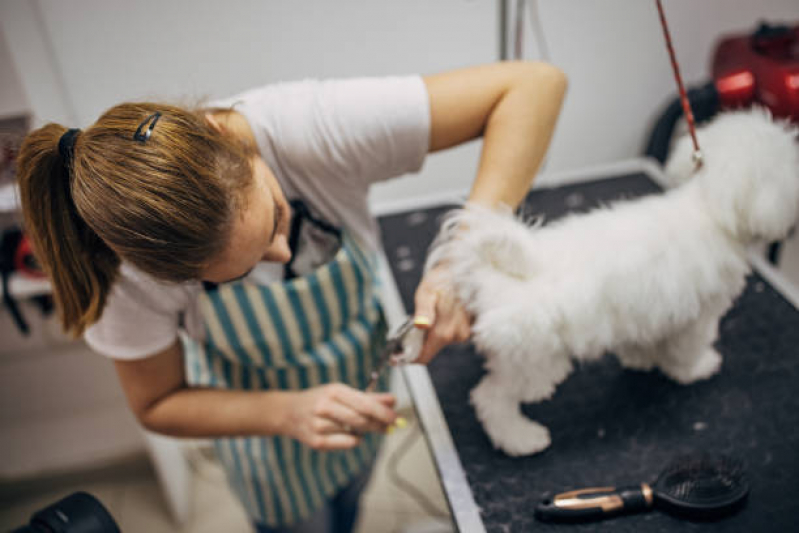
{"left": 365, "top": 316, "right": 417, "bottom": 392}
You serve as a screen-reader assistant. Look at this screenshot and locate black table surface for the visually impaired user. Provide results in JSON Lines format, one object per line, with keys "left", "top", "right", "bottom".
{"left": 377, "top": 172, "right": 799, "bottom": 532}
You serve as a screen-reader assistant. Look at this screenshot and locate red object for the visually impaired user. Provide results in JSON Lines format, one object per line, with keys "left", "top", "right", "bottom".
{"left": 712, "top": 22, "right": 799, "bottom": 121}
{"left": 14, "top": 235, "right": 46, "bottom": 279}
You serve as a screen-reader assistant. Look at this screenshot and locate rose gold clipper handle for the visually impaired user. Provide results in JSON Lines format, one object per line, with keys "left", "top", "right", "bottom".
{"left": 535, "top": 484, "right": 654, "bottom": 522}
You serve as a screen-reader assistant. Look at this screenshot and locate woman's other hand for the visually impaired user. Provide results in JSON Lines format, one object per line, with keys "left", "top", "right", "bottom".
{"left": 286, "top": 384, "right": 397, "bottom": 451}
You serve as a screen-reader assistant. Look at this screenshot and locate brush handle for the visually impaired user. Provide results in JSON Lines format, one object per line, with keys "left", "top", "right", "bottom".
{"left": 535, "top": 484, "right": 654, "bottom": 522}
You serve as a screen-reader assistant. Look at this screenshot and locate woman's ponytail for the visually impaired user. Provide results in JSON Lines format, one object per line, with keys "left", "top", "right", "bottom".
{"left": 16, "top": 103, "right": 255, "bottom": 338}
{"left": 16, "top": 124, "right": 120, "bottom": 337}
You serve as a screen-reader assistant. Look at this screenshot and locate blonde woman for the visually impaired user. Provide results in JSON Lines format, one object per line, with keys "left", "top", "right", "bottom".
{"left": 17, "top": 62, "right": 566, "bottom": 533}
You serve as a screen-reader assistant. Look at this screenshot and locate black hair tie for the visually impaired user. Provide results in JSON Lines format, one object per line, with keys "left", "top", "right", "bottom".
{"left": 58, "top": 128, "right": 80, "bottom": 169}
{"left": 133, "top": 112, "right": 162, "bottom": 143}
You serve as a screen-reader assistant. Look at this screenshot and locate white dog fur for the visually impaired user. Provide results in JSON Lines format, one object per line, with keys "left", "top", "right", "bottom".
{"left": 424, "top": 109, "right": 799, "bottom": 456}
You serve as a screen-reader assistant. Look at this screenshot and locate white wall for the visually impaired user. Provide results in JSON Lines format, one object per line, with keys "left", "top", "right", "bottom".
{"left": 0, "top": 28, "right": 28, "bottom": 119}
{"left": 1, "top": 0, "right": 500, "bottom": 209}
{"left": 3, "top": 0, "right": 798, "bottom": 205}
{"left": 530, "top": 0, "right": 799, "bottom": 186}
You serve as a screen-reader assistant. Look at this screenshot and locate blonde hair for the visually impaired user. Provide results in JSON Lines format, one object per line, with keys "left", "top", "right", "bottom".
{"left": 16, "top": 103, "right": 256, "bottom": 336}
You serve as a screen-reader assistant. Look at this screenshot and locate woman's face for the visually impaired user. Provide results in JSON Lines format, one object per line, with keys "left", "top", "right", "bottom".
{"left": 201, "top": 156, "right": 291, "bottom": 283}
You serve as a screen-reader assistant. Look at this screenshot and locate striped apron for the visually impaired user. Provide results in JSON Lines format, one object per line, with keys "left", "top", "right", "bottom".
{"left": 182, "top": 232, "right": 388, "bottom": 527}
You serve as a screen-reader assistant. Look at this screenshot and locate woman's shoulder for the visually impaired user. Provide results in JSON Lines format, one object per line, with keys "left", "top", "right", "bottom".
{"left": 84, "top": 263, "right": 200, "bottom": 360}
{"left": 114, "top": 262, "right": 200, "bottom": 314}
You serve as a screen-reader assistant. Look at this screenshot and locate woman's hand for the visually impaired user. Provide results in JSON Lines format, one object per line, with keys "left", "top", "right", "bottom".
{"left": 412, "top": 263, "right": 472, "bottom": 364}
{"left": 285, "top": 384, "right": 397, "bottom": 451}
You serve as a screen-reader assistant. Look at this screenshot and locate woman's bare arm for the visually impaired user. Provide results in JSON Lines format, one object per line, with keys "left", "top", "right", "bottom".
{"left": 113, "top": 340, "right": 397, "bottom": 450}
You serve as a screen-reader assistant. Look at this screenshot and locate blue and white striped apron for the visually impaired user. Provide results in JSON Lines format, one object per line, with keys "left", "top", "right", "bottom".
{"left": 183, "top": 232, "right": 388, "bottom": 527}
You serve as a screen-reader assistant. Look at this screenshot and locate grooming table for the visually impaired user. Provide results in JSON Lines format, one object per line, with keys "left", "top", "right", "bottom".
{"left": 377, "top": 161, "right": 799, "bottom": 532}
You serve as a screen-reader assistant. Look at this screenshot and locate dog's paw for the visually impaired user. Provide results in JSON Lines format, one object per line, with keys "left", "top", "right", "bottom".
{"left": 661, "top": 349, "right": 722, "bottom": 385}
{"left": 470, "top": 375, "right": 553, "bottom": 456}
{"left": 488, "top": 418, "right": 551, "bottom": 457}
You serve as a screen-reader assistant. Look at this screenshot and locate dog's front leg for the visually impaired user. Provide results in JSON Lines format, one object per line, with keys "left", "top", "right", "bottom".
{"left": 470, "top": 373, "right": 553, "bottom": 456}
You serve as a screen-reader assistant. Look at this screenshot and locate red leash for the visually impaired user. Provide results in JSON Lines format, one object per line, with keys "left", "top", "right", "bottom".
{"left": 655, "top": 0, "right": 703, "bottom": 170}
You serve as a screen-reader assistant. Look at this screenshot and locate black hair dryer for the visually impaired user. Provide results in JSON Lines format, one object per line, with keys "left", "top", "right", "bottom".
{"left": 10, "top": 492, "right": 120, "bottom": 533}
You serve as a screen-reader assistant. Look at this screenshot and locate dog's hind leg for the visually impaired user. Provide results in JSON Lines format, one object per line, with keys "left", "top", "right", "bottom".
{"left": 468, "top": 306, "right": 572, "bottom": 455}
{"left": 471, "top": 372, "right": 551, "bottom": 456}
{"left": 470, "top": 352, "right": 572, "bottom": 456}
{"left": 656, "top": 312, "right": 723, "bottom": 385}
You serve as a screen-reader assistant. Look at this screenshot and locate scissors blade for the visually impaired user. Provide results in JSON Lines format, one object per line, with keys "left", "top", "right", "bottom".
{"left": 365, "top": 316, "right": 414, "bottom": 392}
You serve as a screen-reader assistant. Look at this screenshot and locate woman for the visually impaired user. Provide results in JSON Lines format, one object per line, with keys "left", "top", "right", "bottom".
{"left": 16, "top": 62, "right": 566, "bottom": 532}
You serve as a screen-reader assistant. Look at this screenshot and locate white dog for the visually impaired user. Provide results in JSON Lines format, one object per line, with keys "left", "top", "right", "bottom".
{"left": 425, "top": 109, "right": 799, "bottom": 456}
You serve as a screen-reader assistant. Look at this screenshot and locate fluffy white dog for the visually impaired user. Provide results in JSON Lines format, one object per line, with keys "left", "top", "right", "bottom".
{"left": 425, "top": 109, "right": 799, "bottom": 456}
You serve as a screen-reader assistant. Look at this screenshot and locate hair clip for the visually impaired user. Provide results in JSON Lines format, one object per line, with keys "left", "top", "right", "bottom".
{"left": 133, "top": 112, "right": 162, "bottom": 143}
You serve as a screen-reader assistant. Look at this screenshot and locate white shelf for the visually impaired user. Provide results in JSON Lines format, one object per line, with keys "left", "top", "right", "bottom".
{"left": 2, "top": 272, "right": 51, "bottom": 299}
{"left": 0, "top": 182, "right": 20, "bottom": 213}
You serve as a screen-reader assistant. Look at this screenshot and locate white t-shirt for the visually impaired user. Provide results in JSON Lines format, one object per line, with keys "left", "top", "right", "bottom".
{"left": 84, "top": 75, "right": 430, "bottom": 360}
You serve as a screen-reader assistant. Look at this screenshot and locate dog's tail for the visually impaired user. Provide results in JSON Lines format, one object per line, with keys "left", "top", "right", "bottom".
{"left": 425, "top": 206, "right": 537, "bottom": 311}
